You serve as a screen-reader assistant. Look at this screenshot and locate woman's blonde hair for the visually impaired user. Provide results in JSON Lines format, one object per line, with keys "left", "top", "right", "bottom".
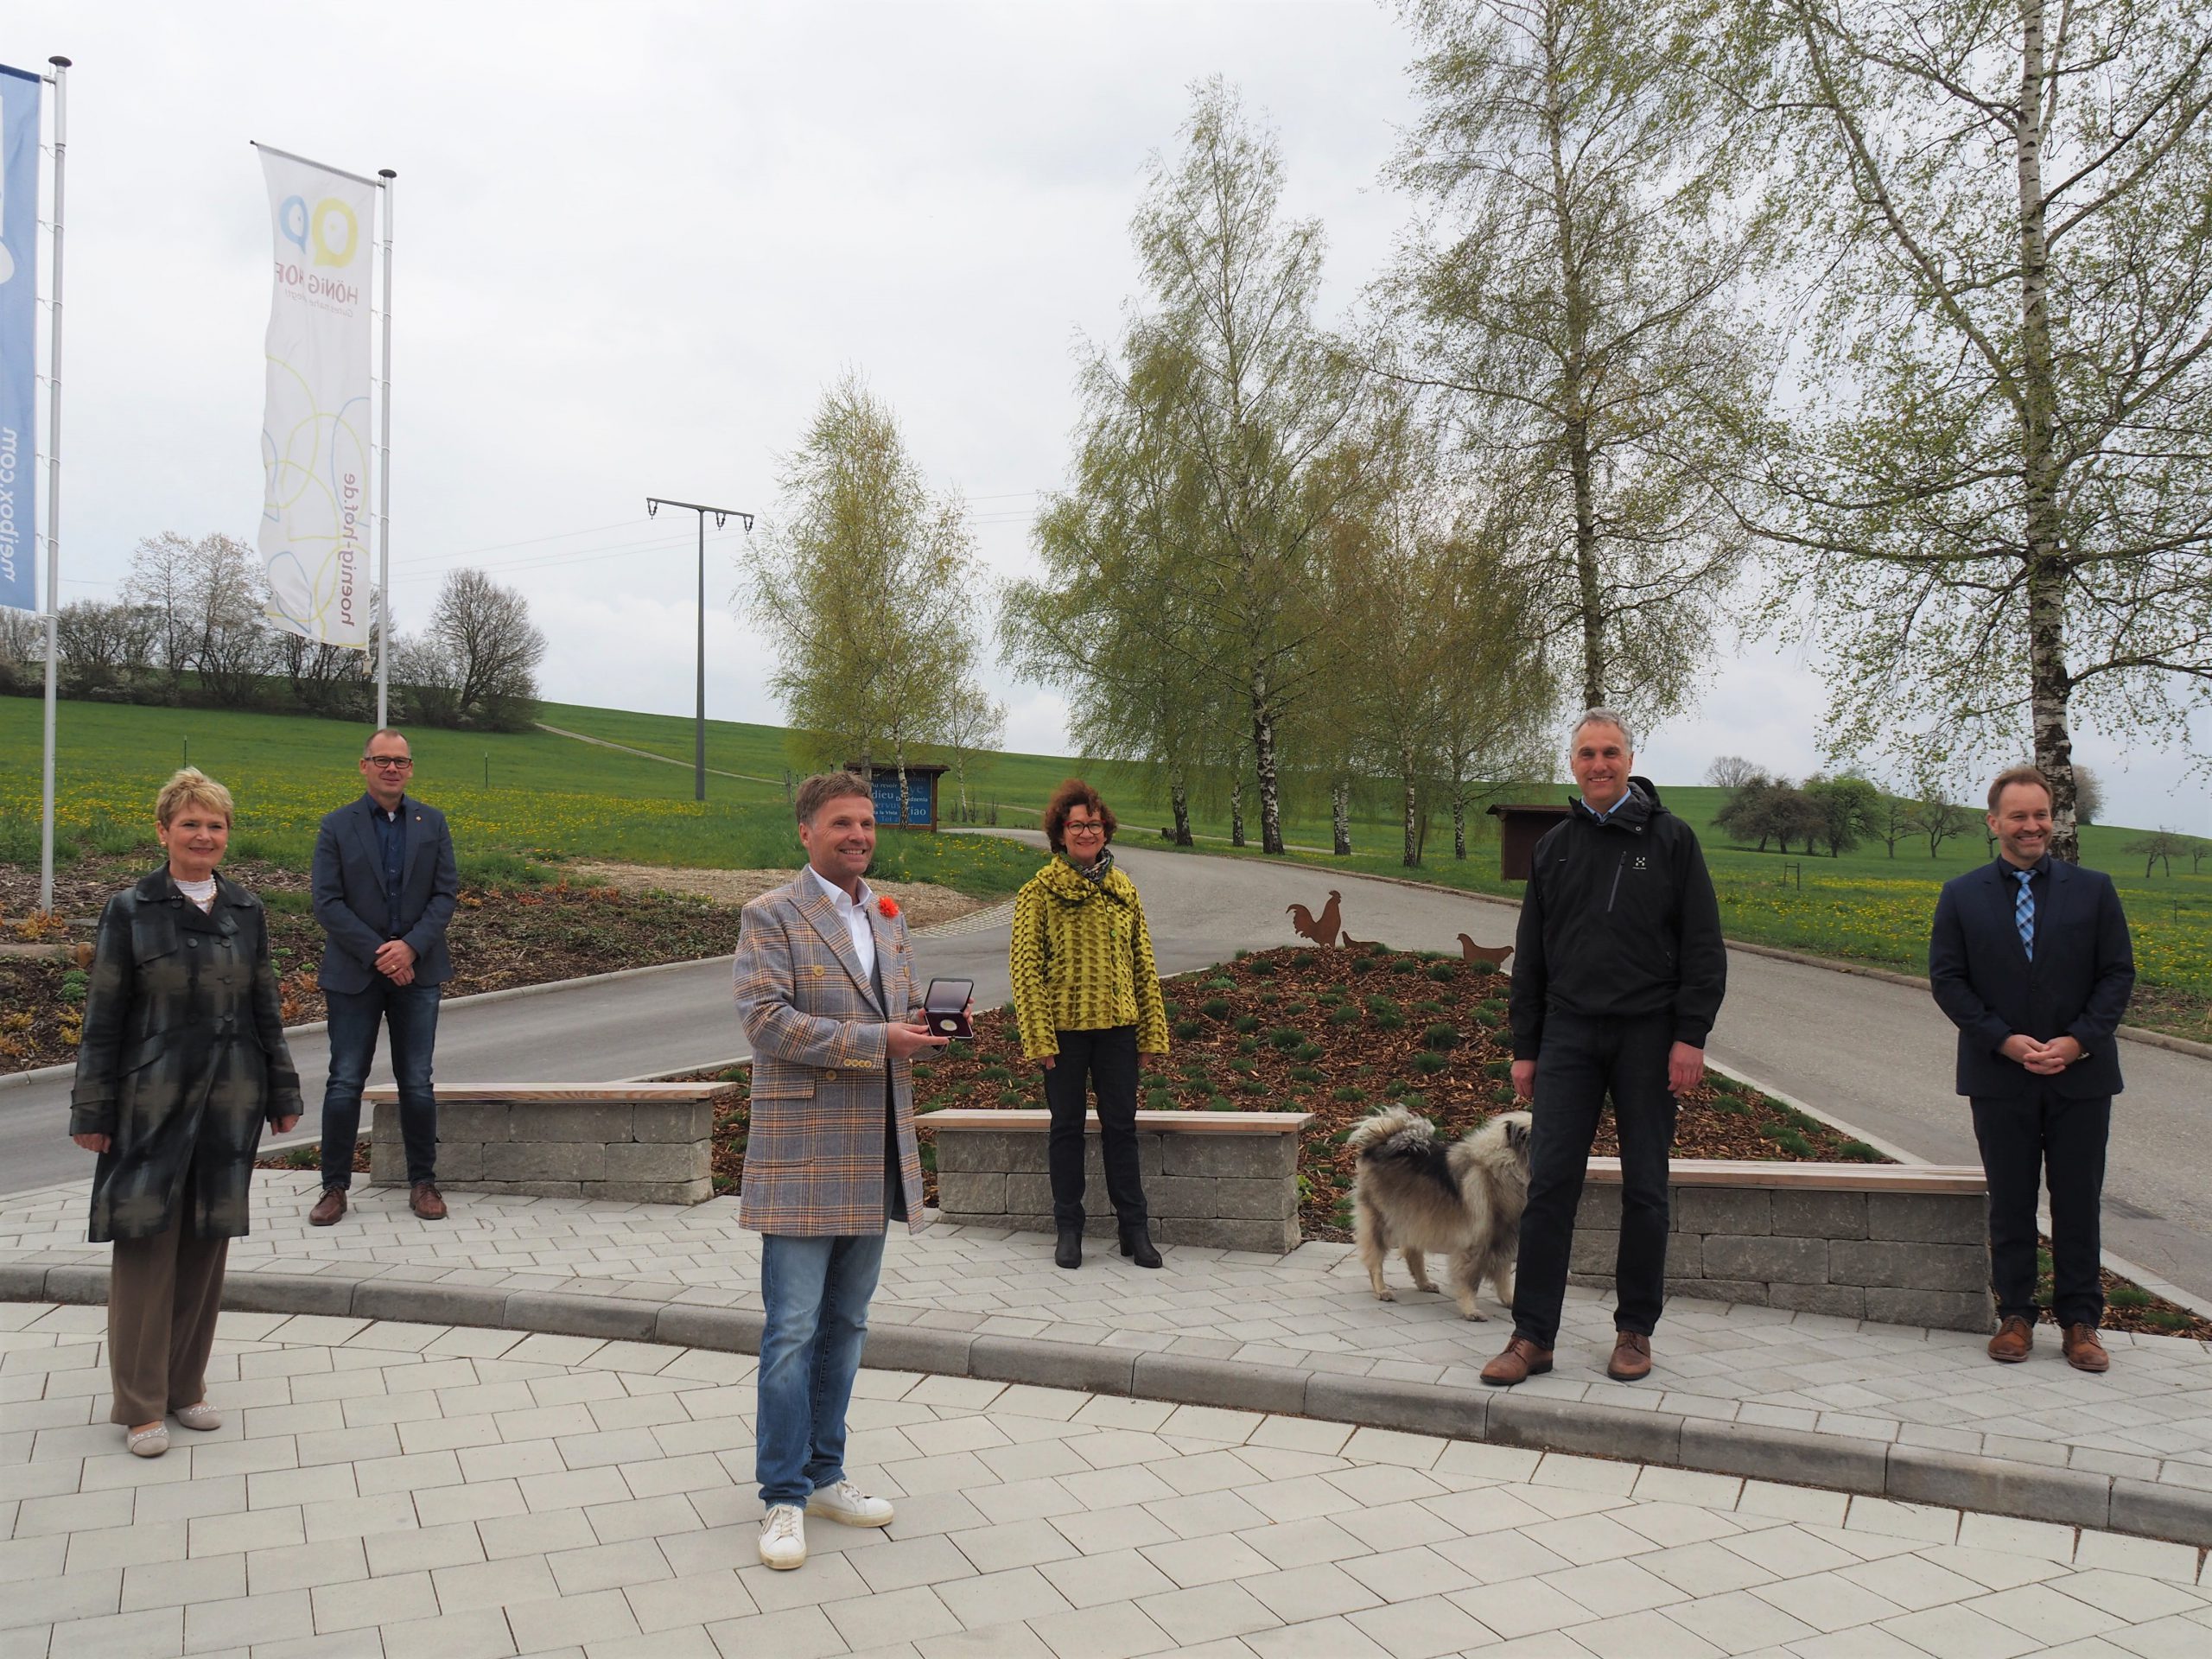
{"left": 156, "top": 767, "right": 235, "bottom": 829}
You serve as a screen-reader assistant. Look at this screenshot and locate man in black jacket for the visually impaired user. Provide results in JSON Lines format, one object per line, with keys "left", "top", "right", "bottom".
{"left": 1930, "top": 766, "right": 2134, "bottom": 1372}
{"left": 308, "top": 730, "right": 460, "bottom": 1225}
{"left": 1483, "top": 710, "right": 1727, "bottom": 1387}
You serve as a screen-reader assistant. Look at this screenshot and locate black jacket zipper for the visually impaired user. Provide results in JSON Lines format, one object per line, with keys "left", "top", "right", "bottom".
{"left": 1606, "top": 850, "right": 1628, "bottom": 912}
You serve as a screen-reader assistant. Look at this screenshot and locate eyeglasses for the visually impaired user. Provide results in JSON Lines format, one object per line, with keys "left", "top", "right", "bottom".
{"left": 365, "top": 756, "right": 413, "bottom": 770}
{"left": 1064, "top": 819, "right": 1108, "bottom": 835}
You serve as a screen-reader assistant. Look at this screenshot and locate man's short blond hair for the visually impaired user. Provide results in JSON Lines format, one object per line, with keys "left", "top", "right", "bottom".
{"left": 795, "top": 770, "right": 873, "bottom": 826}
{"left": 1987, "top": 765, "right": 2054, "bottom": 811}
{"left": 156, "top": 767, "right": 235, "bottom": 828}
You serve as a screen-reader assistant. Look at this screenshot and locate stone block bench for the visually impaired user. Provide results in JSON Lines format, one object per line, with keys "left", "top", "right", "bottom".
{"left": 928, "top": 1109, "right": 1313, "bottom": 1254}
{"left": 1571, "top": 1160, "right": 1993, "bottom": 1332}
{"left": 364, "top": 1084, "right": 738, "bottom": 1205}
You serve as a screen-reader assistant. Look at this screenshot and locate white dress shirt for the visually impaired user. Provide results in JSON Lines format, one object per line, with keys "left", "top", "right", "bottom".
{"left": 801, "top": 863, "right": 877, "bottom": 981}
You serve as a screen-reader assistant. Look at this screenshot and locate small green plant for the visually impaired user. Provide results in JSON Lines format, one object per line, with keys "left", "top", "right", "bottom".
{"left": 1759, "top": 1124, "right": 1815, "bottom": 1157}
{"left": 1289, "top": 1065, "right": 1322, "bottom": 1083}
{"left": 1333, "top": 1085, "right": 1366, "bottom": 1103}
{"left": 1234, "top": 1014, "right": 1261, "bottom": 1033}
{"left": 1230, "top": 1058, "right": 1256, "bottom": 1075}
{"left": 997, "top": 1090, "right": 1027, "bottom": 1109}
{"left": 1835, "top": 1139, "right": 1885, "bottom": 1162}
{"left": 2108, "top": 1285, "right": 2153, "bottom": 1310}
{"left": 1244, "top": 958, "right": 1276, "bottom": 976}
{"left": 1173, "top": 1019, "right": 1204, "bottom": 1040}
{"left": 1266, "top": 1027, "right": 1302, "bottom": 1051}
{"left": 60, "top": 969, "right": 90, "bottom": 1004}
{"left": 1201, "top": 997, "right": 1231, "bottom": 1020}
{"left": 1426, "top": 962, "right": 1457, "bottom": 983}
{"left": 1370, "top": 1009, "right": 1406, "bottom": 1032}
{"left": 1414, "top": 999, "right": 1447, "bottom": 1016}
{"left": 1389, "top": 958, "right": 1417, "bottom": 975}
{"left": 1329, "top": 1005, "right": 1361, "bottom": 1026}
{"left": 912, "top": 1062, "right": 935, "bottom": 1079}
{"left": 980, "top": 1065, "right": 1012, "bottom": 1083}
{"left": 1413, "top": 1052, "right": 1449, "bottom": 1075}
{"left": 1146, "top": 1088, "right": 1175, "bottom": 1110}
{"left": 1421, "top": 1022, "right": 1459, "bottom": 1051}
{"left": 1237, "top": 1035, "right": 1259, "bottom": 1054}
{"left": 1294, "top": 1040, "right": 1324, "bottom": 1061}
{"left": 1207, "top": 976, "right": 1236, "bottom": 991}
{"left": 1240, "top": 1077, "right": 1268, "bottom": 1095}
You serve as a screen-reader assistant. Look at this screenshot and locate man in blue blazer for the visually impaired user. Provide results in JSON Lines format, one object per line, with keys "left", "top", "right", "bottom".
{"left": 308, "top": 729, "right": 460, "bottom": 1224}
{"left": 1929, "top": 766, "right": 2134, "bottom": 1371}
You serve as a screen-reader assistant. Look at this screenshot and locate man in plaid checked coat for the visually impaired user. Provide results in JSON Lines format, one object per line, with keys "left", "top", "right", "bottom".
{"left": 733, "top": 771, "right": 952, "bottom": 1571}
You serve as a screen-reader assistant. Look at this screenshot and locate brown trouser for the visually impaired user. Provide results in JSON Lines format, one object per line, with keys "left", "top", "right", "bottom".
{"left": 107, "top": 1220, "right": 228, "bottom": 1426}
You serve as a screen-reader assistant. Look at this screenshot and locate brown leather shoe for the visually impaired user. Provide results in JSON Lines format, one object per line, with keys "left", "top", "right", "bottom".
{"left": 1480, "top": 1336, "right": 1554, "bottom": 1387}
{"left": 2063, "top": 1323, "right": 2109, "bottom": 1374}
{"left": 409, "top": 1181, "right": 448, "bottom": 1221}
{"left": 1986, "top": 1314, "right": 2033, "bottom": 1363}
{"left": 1606, "top": 1332, "right": 1653, "bottom": 1382}
{"left": 308, "top": 1186, "right": 346, "bottom": 1227}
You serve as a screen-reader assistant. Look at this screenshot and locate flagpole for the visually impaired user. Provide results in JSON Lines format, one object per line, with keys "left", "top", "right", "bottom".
{"left": 374, "top": 168, "right": 395, "bottom": 729}
{"left": 36, "top": 55, "right": 68, "bottom": 917}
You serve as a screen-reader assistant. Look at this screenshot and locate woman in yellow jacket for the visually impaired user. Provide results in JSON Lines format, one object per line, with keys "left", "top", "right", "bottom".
{"left": 1011, "top": 779, "right": 1171, "bottom": 1270}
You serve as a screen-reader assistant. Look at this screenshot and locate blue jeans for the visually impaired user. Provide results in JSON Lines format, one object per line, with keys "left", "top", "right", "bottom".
{"left": 755, "top": 1231, "right": 886, "bottom": 1507}
{"left": 321, "top": 980, "right": 442, "bottom": 1187}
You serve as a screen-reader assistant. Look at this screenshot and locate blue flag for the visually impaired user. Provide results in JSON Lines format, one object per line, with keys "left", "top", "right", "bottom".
{"left": 0, "top": 64, "right": 39, "bottom": 613}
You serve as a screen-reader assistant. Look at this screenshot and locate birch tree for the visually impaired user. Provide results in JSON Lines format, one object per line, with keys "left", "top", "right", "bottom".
{"left": 1387, "top": 0, "right": 1770, "bottom": 722}
{"left": 1003, "top": 361, "right": 1232, "bottom": 847}
{"left": 746, "top": 374, "right": 986, "bottom": 811}
{"left": 1748, "top": 0, "right": 2212, "bottom": 861}
{"left": 1128, "top": 79, "right": 1386, "bottom": 855}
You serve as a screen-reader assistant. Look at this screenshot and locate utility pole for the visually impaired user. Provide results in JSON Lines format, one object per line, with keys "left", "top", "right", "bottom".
{"left": 644, "top": 497, "right": 753, "bottom": 801}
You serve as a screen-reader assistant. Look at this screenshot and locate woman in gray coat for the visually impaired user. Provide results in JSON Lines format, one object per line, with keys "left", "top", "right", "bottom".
{"left": 69, "top": 769, "right": 302, "bottom": 1455}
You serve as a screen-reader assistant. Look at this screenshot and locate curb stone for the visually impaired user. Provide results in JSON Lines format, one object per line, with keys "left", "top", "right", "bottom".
{"left": 10, "top": 1274, "right": 2212, "bottom": 1548}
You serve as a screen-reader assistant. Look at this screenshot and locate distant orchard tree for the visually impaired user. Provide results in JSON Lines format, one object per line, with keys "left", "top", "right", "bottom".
{"left": 53, "top": 601, "right": 157, "bottom": 697}
{"left": 1705, "top": 755, "right": 1762, "bottom": 791}
{"left": 1868, "top": 790, "right": 1914, "bottom": 859}
{"left": 401, "top": 568, "right": 545, "bottom": 731}
{"left": 936, "top": 683, "right": 1006, "bottom": 825}
{"left": 2072, "top": 766, "right": 2105, "bottom": 826}
{"left": 1803, "top": 773, "right": 1882, "bottom": 857}
{"left": 2123, "top": 830, "right": 2190, "bottom": 878}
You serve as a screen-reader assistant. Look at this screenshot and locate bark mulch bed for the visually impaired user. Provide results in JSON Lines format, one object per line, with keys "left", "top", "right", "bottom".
{"left": 673, "top": 941, "right": 2211, "bottom": 1340}
{"left": 3, "top": 854, "right": 986, "bottom": 1076}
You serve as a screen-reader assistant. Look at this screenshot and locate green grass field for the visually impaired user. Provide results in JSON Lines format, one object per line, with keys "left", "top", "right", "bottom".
{"left": 3, "top": 695, "right": 2203, "bottom": 1034}
{"left": 0, "top": 698, "right": 1044, "bottom": 898}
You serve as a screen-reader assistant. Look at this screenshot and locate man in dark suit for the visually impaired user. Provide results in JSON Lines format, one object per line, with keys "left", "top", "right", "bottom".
{"left": 1930, "top": 765, "right": 2135, "bottom": 1371}
{"left": 308, "top": 729, "right": 460, "bottom": 1224}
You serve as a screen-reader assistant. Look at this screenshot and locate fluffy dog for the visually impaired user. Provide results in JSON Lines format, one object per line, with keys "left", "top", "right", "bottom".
{"left": 1346, "top": 1106, "right": 1533, "bottom": 1320}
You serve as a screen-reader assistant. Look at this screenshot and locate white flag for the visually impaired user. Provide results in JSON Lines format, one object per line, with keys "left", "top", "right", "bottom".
{"left": 257, "top": 147, "right": 375, "bottom": 648}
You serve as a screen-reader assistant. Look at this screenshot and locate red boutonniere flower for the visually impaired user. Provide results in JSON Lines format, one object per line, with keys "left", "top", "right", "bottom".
{"left": 877, "top": 896, "right": 899, "bottom": 920}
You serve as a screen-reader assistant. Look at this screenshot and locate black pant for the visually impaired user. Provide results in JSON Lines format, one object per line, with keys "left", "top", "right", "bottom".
{"left": 1971, "top": 1089, "right": 2109, "bottom": 1328}
{"left": 1041, "top": 1027, "right": 1147, "bottom": 1230}
{"left": 1513, "top": 1013, "right": 1677, "bottom": 1349}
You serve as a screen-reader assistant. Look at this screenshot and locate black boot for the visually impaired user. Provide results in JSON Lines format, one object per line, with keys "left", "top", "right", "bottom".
{"left": 1055, "top": 1226, "right": 1083, "bottom": 1270}
{"left": 1119, "top": 1222, "right": 1162, "bottom": 1269}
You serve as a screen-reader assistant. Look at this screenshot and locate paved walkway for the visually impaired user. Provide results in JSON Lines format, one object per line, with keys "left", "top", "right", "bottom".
{"left": 4, "top": 1175, "right": 2209, "bottom": 1534}
{"left": 5, "top": 1303, "right": 2208, "bottom": 1659}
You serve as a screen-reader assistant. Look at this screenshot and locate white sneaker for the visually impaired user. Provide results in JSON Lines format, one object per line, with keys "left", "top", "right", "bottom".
{"left": 806, "top": 1479, "right": 894, "bottom": 1528}
{"left": 758, "top": 1503, "right": 806, "bottom": 1570}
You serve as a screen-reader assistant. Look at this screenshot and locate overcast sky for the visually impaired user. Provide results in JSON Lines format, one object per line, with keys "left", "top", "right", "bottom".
{"left": 7, "top": 2, "right": 2203, "bottom": 832}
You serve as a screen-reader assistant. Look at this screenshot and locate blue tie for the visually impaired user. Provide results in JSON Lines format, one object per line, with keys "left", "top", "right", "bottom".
{"left": 2013, "top": 868, "right": 2035, "bottom": 961}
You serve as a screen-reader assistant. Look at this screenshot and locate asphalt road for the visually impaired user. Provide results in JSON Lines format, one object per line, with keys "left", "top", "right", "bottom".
{"left": 8, "top": 834, "right": 2208, "bottom": 1302}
